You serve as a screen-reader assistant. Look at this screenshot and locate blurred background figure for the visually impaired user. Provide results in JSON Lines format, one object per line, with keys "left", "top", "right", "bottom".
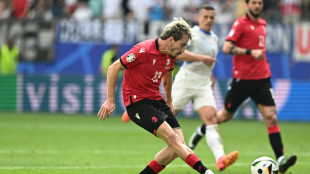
{"left": 101, "top": 44, "right": 119, "bottom": 77}
{"left": 300, "top": 0, "right": 310, "bottom": 22}
{"left": 88, "top": 0, "right": 103, "bottom": 19}
{"left": 51, "top": 0, "right": 65, "bottom": 19}
{"left": 280, "top": 0, "right": 301, "bottom": 24}
{"left": 10, "top": 0, "right": 30, "bottom": 20}
{"left": 261, "top": 0, "right": 281, "bottom": 24}
{"left": 0, "top": 1, "right": 10, "bottom": 20}
{"left": 0, "top": 38, "right": 19, "bottom": 75}
{"left": 211, "top": 0, "right": 237, "bottom": 24}
{"left": 71, "top": 0, "right": 92, "bottom": 21}
{"left": 102, "top": 0, "right": 122, "bottom": 20}
{"left": 28, "top": 0, "right": 53, "bottom": 21}
{"left": 63, "top": 0, "right": 77, "bottom": 18}
{"left": 166, "top": 0, "right": 200, "bottom": 25}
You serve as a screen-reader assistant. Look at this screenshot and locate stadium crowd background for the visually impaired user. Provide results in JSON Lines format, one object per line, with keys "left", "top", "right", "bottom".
{"left": 0, "top": 0, "right": 309, "bottom": 24}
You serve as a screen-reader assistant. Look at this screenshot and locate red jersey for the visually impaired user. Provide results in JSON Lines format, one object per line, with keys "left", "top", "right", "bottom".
{"left": 120, "top": 38, "right": 175, "bottom": 106}
{"left": 226, "top": 14, "right": 271, "bottom": 80}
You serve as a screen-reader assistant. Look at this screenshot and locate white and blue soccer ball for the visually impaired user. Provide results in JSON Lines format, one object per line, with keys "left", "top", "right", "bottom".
{"left": 251, "top": 156, "right": 279, "bottom": 174}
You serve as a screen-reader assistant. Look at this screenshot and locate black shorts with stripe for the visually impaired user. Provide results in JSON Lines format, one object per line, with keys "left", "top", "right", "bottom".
{"left": 126, "top": 99, "right": 181, "bottom": 136}
{"left": 224, "top": 78, "right": 276, "bottom": 113}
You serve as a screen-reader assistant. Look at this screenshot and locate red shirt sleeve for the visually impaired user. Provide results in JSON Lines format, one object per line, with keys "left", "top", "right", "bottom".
{"left": 120, "top": 45, "right": 145, "bottom": 69}
{"left": 226, "top": 20, "right": 243, "bottom": 42}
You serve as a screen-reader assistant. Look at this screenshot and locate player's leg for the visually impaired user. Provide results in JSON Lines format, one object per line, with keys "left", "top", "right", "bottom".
{"left": 257, "top": 104, "right": 297, "bottom": 173}
{"left": 155, "top": 122, "right": 213, "bottom": 174}
{"left": 130, "top": 99, "right": 213, "bottom": 174}
{"left": 188, "top": 124, "right": 205, "bottom": 149}
{"left": 253, "top": 78, "right": 296, "bottom": 173}
{"left": 152, "top": 127, "right": 189, "bottom": 166}
{"left": 196, "top": 104, "right": 238, "bottom": 171}
{"left": 188, "top": 79, "right": 245, "bottom": 150}
{"left": 218, "top": 78, "right": 249, "bottom": 123}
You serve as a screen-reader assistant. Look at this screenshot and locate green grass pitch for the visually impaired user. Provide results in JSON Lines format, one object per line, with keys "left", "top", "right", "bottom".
{"left": 0, "top": 112, "right": 309, "bottom": 174}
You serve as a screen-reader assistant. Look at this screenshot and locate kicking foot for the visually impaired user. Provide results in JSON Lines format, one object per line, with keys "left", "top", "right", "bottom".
{"left": 279, "top": 155, "right": 297, "bottom": 173}
{"left": 216, "top": 151, "right": 239, "bottom": 171}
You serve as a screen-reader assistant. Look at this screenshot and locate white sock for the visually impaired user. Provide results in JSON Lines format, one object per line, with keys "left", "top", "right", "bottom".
{"left": 196, "top": 126, "right": 203, "bottom": 136}
{"left": 206, "top": 124, "right": 225, "bottom": 162}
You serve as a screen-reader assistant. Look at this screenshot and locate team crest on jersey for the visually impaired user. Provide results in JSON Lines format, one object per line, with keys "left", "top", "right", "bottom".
{"left": 126, "top": 53, "right": 135, "bottom": 62}
{"left": 166, "top": 59, "right": 170, "bottom": 65}
{"left": 228, "top": 29, "right": 235, "bottom": 37}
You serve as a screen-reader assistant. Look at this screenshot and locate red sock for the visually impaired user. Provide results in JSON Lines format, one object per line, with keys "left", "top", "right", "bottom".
{"left": 186, "top": 154, "right": 207, "bottom": 173}
{"left": 186, "top": 154, "right": 200, "bottom": 167}
{"left": 268, "top": 125, "right": 280, "bottom": 134}
{"left": 148, "top": 159, "right": 164, "bottom": 173}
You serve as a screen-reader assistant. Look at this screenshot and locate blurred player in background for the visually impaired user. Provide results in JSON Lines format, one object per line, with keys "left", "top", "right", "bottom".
{"left": 101, "top": 44, "right": 119, "bottom": 77}
{"left": 187, "top": 0, "right": 297, "bottom": 173}
{"left": 0, "top": 38, "right": 19, "bottom": 75}
{"left": 172, "top": 5, "right": 238, "bottom": 171}
{"left": 98, "top": 18, "right": 214, "bottom": 174}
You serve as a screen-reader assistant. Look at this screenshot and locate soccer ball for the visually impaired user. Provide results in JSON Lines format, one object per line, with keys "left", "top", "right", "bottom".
{"left": 251, "top": 156, "right": 279, "bottom": 174}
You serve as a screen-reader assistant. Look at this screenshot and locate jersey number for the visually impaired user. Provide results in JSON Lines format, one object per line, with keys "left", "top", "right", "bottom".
{"left": 152, "top": 71, "right": 162, "bottom": 83}
{"left": 259, "top": 35, "right": 265, "bottom": 47}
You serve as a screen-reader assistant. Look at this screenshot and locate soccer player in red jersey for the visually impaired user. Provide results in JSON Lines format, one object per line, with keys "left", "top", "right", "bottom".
{"left": 187, "top": 0, "right": 297, "bottom": 173}
{"left": 98, "top": 18, "right": 214, "bottom": 174}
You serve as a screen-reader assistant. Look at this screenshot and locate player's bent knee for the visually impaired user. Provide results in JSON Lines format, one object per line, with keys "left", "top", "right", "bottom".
{"left": 264, "top": 113, "right": 278, "bottom": 126}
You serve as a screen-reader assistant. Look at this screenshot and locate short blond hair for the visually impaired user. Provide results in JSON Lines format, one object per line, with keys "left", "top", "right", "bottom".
{"left": 160, "top": 18, "right": 192, "bottom": 41}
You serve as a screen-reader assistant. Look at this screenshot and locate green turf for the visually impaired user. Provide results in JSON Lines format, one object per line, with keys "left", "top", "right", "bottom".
{"left": 0, "top": 112, "right": 309, "bottom": 174}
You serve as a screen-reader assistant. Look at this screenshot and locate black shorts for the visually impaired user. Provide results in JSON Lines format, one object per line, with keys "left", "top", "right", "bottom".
{"left": 126, "top": 99, "right": 181, "bottom": 136}
{"left": 224, "top": 78, "right": 276, "bottom": 113}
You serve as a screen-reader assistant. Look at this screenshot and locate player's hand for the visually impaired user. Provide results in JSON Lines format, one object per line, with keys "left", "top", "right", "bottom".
{"left": 251, "top": 49, "right": 265, "bottom": 61}
{"left": 97, "top": 100, "right": 115, "bottom": 120}
{"left": 202, "top": 56, "right": 217, "bottom": 68}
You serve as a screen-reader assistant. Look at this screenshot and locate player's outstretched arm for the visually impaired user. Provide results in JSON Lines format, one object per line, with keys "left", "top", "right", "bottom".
{"left": 177, "top": 50, "right": 216, "bottom": 67}
{"left": 222, "top": 41, "right": 264, "bottom": 60}
{"left": 98, "top": 60, "right": 125, "bottom": 120}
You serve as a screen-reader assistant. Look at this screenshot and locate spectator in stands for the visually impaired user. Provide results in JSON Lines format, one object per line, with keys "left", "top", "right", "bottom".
{"left": 100, "top": 44, "right": 119, "bottom": 77}
{"left": 301, "top": 0, "right": 310, "bottom": 21}
{"left": 281, "top": 0, "right": 301, "bottom": 24}
{"left": 28, "top": 0, "right": 53, "bottom": 21}
{"left": 63, "top": 0, "right": 77, "bottom": 18}
{"left": 149, "top": 0, "right": 165, "bottom": 21}
{"left": 261, "top": 0, "right": 281, "bottom": 23}
{"left": 10, "top": 0, "right": 30, "bottom": 20}
{"left": 212, "top": 0, "right": 237, "bottom": 24}
{"left": 71, "top": 0, "right": 92, "bottom": 21}
{"left": 0, "top": 38, "right": 19, "bottom": 75}
{"left": 128, "top": 0, "right": 153, "bottom": 40}
{"left": 166, "top": 0, "right": 199, "bottom": 25}
{"left": 88, "top": 0, "right": 103, "bottom": 19}
{"left": 102, "top": 0, "right": 122, "bottom": 20}
{"left": 51, "top": 0, "right": 65, "bottom": 19}
{"left": 0, "top": 1, "right": 10, "bottom": 20}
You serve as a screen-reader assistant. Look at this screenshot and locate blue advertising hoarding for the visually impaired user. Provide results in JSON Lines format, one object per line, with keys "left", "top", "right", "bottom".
{"left": 18, "top": 75, "right": 310, "bottom": 121}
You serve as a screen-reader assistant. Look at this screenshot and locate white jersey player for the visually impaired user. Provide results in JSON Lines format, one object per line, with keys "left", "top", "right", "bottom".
{"left": 173, "top": 25, "right": 218, "bottom": 111}
{"left": 172, "top": 5, "right": 239, "bottom": 171}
